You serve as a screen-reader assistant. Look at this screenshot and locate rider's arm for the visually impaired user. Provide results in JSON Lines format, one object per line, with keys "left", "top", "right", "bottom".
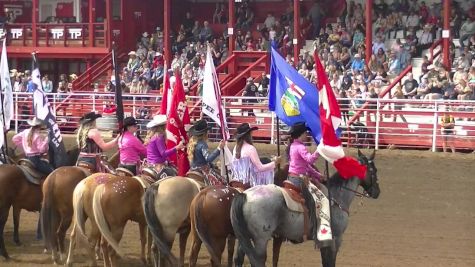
{"left": 296, "top": 144, "right": 319, "bottom": 164}
{"left": 131, "top": 135, "right": 147, "bottom": 157}
{"left": 199, "top": 142, "right": 220, "bottom": 163}
{"left": 12, "top": 131, "right": 24, "bottom": 147}
{"left": 247, "top": 144, "right": 275, "bottom": 172}
{"left": 155, "top": 135, "right": 176, "bottom": 158}
{"left": 88, "top": 128, "right": 117, "bottom": 151}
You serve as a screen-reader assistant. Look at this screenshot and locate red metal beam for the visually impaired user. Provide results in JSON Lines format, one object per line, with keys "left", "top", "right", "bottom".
{"left": 365, "top": 0, "right": 373, "bottom": 64}
{"left": 32, "top": 0, "right": 38, "bottom": 46}
{"left": 228, "top": 0, "right": 235, "bottom": 53}
{"left": 106, "top": 0, "right": 112, "bottom": 47}
{"left": 3, "top": 46, "right": 109, "bottom": 58}
{"left": 164, "top": 0, "right": 171, "bottom": 66}
{"left": 293, "top": 0, "right": 300, "bottom": 67}
{"left": 442, "top": 0, "right": 451, "bottom": 69}
{"left": 89, "top": 0, "right": 95, "bottom": 47}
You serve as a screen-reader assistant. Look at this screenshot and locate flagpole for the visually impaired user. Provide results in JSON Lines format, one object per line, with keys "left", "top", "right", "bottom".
{"left": 276, "top": 114, "right": 280, "bottom": 158}
{"left": 0, "top": 78, "right": 8, "bottom": 162}
{"left": 112, "top": 42, "right": 124, "bottom": 132}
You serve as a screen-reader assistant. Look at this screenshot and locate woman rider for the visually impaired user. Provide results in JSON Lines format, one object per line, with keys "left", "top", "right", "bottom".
{"left": 231, "top": 123, "right": 281, "bottom": 187}
{"left": 145, "top": 115, "right": 184, "bottom": 177}
{"left": 76, "top": 112, "right": 118, "bottom": 172}
{"left": 118, "top": 117, "right": 147, "bottom": 175}
{"left": 286, "top": 122, "right": 332, "bottom": 247}
{"left": 187, "top": 119, "right": 225, "bottom": 185}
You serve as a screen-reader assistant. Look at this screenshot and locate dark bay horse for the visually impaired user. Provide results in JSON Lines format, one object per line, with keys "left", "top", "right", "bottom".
{"left": 0, "top": 148, "right": 79, "bottom": 260}
{"left": 188, "top": 162, "right": 288, "bottom": 267}
{"left": 93, "top": 175, "right": 152, "bottom": 267}
{"left": 231, "top": 150, "right": 381, "bottom": 267}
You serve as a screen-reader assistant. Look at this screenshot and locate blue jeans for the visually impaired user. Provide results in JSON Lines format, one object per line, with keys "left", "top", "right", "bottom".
{"left": 288, "top": 176, "right": 305, "bottom": 191}
{"left": 27, "top": 155, "right": 54, "bottom": 175}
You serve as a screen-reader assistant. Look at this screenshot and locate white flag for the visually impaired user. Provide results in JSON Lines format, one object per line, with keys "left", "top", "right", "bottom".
{"left": 0, "top": 39, "right": 13, "bottom": 132}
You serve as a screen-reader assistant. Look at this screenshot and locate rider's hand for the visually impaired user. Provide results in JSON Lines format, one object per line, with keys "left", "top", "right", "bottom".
{"left": 218, "top": 140, "right": 225, "bottom": 149}
{"left": 272, "top": 156, "right": 282, "bottom": 165}
{"left": 176, "top": 141, "right": 185, "bottom": 150}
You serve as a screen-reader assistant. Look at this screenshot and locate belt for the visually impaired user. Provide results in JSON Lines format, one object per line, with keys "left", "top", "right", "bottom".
{"left": 289, "top": 173, "right": 307, "bottom": 178}
{"left": 26, "top": 153, "right": 44, "bottom": 157}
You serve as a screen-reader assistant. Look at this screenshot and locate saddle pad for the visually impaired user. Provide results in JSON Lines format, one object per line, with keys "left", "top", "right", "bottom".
{"left": 132, "top": 175, "right": 152, "bottom": 189}
{"left": 18, "top": 166, "right": 42, "bottom": 185}
{"left": 278, "top": 187, "right": 305, "bottom": 213}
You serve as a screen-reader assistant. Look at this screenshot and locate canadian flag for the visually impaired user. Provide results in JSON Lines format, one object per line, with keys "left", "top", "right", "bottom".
{"left": 159, "top": 61, "right": 170, "bottom": 115}
{"left": 314, "top": 51, "right": 366, "bottom": 179}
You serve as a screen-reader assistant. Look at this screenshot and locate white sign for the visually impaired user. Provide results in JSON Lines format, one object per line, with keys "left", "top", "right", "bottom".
{"left": 442, "top": 30, "right": 450, "bottom": 39}
{"left": 0, "top": 29, "right": 5, "bottom": 39}
{"left": 68, "top": 28, "right": 82, "bottom": 39}
{"left": 227, "top": 28, "right": 233, "bottom": 35}
{"left": 51, "top": 29, "right": 64, "bottom": 39}
{"left": 10, "top": 29, "right": 23, "bottom": 39}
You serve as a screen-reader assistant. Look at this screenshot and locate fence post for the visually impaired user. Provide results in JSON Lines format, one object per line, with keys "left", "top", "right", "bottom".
{"left": 14, "top": 93, "right": 18, "bottom": 133}
{"left": 92, "top": 93, "right": 96, "bottom": 112}
{"left": 431, "top": 101, "right": 439, "bottom": 152}
{"left": 270, "top": 111, "right": 275, "bottom": 145}
{"left": 132, "top": 95, "right": 136, "bottom": 116}
{"left": 375, "top": 98, "right": 380, "bottom": 150}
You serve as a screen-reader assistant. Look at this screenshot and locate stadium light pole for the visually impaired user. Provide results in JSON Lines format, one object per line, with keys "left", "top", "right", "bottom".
{"left": 293, "top": 0, "right": 300, "bottom": 68}
{"left": 442, "top": 0, "right": 451, "bottom": 70}
{"left": 365, "top": 0, "right": 373, "bottom": 65}
{"left": 228, "top": 0, "right": 235, "bottom": 53}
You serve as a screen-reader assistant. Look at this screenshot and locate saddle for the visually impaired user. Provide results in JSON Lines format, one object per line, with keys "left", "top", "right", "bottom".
{"left": 17, "top": 159, "right": 47, "bottom": 185}
{"left": 280, "top": 180, "right": 311, "bottom": 240}
{"left": 229, "top": 180, "right": 250, "bottom": 192}
{"left": 116, "top": 167, "right": 135, "bottom": 177}
{"left": 132, "top": 175, "right": 153, "bottom": 189}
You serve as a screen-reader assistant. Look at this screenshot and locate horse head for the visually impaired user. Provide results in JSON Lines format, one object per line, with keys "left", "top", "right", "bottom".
{"left": 357, "top": 149, "right": 380, "bottom": 199}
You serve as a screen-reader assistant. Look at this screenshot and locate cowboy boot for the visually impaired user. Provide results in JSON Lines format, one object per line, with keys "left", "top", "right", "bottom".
{"left": 317, "top": 194, "right": 333, "bottom": 248}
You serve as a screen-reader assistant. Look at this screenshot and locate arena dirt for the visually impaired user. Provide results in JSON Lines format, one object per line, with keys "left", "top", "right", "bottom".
{"left": 2, "top": 138, "right": 475, "bottom": 266}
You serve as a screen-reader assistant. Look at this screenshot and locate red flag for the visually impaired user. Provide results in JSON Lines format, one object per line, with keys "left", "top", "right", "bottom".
{"left": 165, "top": 71, "right": 190, "bottom": 176}
{"left": 159, "top": 62, "right": 170, "bottom": 115}
{"left": 314, "top": 51, "right": 366, "bottom": 179}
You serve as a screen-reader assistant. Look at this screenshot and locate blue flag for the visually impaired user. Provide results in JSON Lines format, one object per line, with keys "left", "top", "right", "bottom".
{"left": 268, "top": 48, "right": 322, "bottom": 142}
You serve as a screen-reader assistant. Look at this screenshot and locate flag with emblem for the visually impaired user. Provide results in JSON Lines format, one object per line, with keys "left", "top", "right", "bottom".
{"left": 268, "top": 47, "right": 322, "bottom": 142}
{"left": 31, "top": 53, "right": 68, "bottom": 168}
{"left": 314, "top": 51, "right": 366, "bottom": 179}
{"left": 0, "top": 39, "right": 13, "bottom": 153}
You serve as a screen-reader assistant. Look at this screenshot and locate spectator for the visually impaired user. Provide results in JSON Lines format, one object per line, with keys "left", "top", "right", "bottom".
{"left": 126, "top": 51, "right": 140, "bottom": 74}
{"left": 416, "top": 24, "right": 434, "bottom": 56}
{"left": 372, "top": 36, "right": 386, "bottom": 55}
{"left": 459, "top": 17, "right": 475, "bottom": 49}
{"left": 41, "top": 75, "right": 53, "bottom": 93}
{"left": 213, "top": 3, "right": 226, "bottom": 24}
{"left": 415, "top": 77, "right": 430, "bottom": 99}
{"left": 264, "top": 13, "right": 276, "bottom": 30}
{"left": 308, "top": 2, "right": 324, "bottom": 38}
{"left": 241, "top": 77, "right": 258, "bottom": 116}
{"left": 350, "top": 54, "right": 365, "bottom": 74}
{"left": 258, "top": 72, "right": 270, "bottom": 97}
{"left": 388, "top": 52, "right": 402, "bottom": 76}
{"left": 403, "top": 73, "right": 419, "bottom": 98}
{"left": 440, "top": 111, "right": 455, "bottom": 153}
{"left": 198, "top": 21, "right": 213, "bottom": 43}
{"left": 393, "top": 85, "right": 408, "bottom": 122}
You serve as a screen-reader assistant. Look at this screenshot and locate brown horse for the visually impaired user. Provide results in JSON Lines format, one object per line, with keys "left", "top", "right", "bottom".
{"left": 66, "top": 172, "right": 119, "bottom": 267}
{"left": 41, "top": 152, "right": 119, "bottom": 265}
{"left": 188, "top": 163, "right": 288, "bottom": 267}
{"left": 0, "top": 148, "right": 79, "bottom": 260}
{"left": 93, "top": 176, "right": 152, "bottom": 267}
{"left": 143, "top": 176, "right": 203, "bottom": 267}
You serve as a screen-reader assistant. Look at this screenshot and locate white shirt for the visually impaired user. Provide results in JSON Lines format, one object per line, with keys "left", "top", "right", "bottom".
{"left": 264, "top": 16, "right": 276, "bottom": 29}
{"left": 419, "top": 32, "right": 433, "bottom": 45}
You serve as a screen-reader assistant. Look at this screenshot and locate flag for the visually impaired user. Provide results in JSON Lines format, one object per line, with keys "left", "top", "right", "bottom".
{"left": 159, "top": 61, "right": 170, "bottom": 115}
{"left": 201, "top": 46, "right": 232, "bottom": 177}
{"left": 0, "top": 39, "right": 13, "bottom": 129}
{"left": 314, "top": 51, "right": 366, "bottom": 179}
{"left": 165, "top": 71, "right": 190, "bottom": 176}
{"left": 112, "top": 47, "right": 124, "bottom": 130}
{"left": 269, "top": 47, "right": 322, "bottom": 142}
{"left": 32, "top": 53, "right": 68, "bottom": 168}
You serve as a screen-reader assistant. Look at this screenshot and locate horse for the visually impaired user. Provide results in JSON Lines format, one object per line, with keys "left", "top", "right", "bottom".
{"left": 230, "top": 150, "right": 381, "bottom": 267}
{"left": 92, "top": 175, "right": 152, "bottom": 267}
{"left": 42, "top": 151, "right": 119, "bottom": 265}
{"left": 188, "top": 162, "right": 289, "bottom": 267}
{"left": 143, "top": 175, "right": 203, "bottom": 267}
{"left": 0, "top": 147, "right": 79, "bottom": 260}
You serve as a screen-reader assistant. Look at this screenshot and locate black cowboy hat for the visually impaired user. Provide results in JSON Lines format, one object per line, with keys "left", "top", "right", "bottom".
{"left": 235, "top": 123, "right": 258, "bottom": 139}
{"left": 123, "top": 117, "right": 138, "bottom": 130}
{"left": 288, "top": 122, "right": 310, "bottom": 138}
{"left": 79, "top": 112, "right": 102, "bottom": 125}
{"left": 188, "top": 119, "right": 213, "bottom": 136}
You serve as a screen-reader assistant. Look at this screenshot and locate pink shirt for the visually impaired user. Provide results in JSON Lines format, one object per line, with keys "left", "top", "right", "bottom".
{"left": 118, "top": 131, "right": 147, "bottom": 164}
{"left": 234, "top": 142, "right": 275, "bottom": 172}
{"left": 288, "top": 140, "right": 320, "bottom": 179}
{"left": 12, "top": 129, "right": 49, "bottom": 156}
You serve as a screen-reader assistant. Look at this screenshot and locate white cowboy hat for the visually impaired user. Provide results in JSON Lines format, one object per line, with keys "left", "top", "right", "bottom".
{"left": 146, "top": 115, "right": 167, "bottom": 128}
{"left": 142, "top": 32, "right": 149, "bottom": 37}
{"left": 27, "top": 117, "right": 46, "bottom": 127}
{"left": 128, "top": 51, "right": 136, "bottom": 56}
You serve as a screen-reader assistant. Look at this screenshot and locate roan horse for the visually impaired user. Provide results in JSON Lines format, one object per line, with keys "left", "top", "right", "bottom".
{"left": 188, "top": 162, "right": 288, "bottom": 267}
{"left": 92, "top": 175, "right": 152, "bottom": 267}
{"left": 230, "top": 150, "right": 381, "bottom": 267}
{"left": 0, "top": 148, "right": 79, "bottom": 260}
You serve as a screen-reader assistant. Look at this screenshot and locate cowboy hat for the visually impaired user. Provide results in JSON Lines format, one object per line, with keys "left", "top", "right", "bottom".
{"left": 27, "top": 117, "right": 46, "bottom": 127}
{"left": 235, "top": 123, "right": 258, "bottom": 139}
{"left": 123, "top": 117, "right": 138, "bottom": 130}
{"left": 288, "top": 122, "right": 310, "bottom": 138}
{"left": 79, "top": 112, "right": 102, "bottom": 125}
{"left": 188, "top": 119, "right": 212, "bottom": 136}
{"left": 128, "top": 51, "right": 136, "bottom": 56}
{"left": 69, "top": 73, "right": 78, "bottom": 80}
{"left": 142, "top": 32, "right": 149, "bottom": 37}
{"left": 146, "top": 115, "right": 167, "bottom": 129}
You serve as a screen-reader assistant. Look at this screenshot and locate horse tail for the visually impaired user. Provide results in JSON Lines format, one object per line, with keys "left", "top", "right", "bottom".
{"left": 41, "top": 174, "right": 57, "bottom": 251}
{"left": 92, "top": 184, "right": 124, "bottom": 257}
{"left": 230, "top": 193, "right": 258, "bottom": 265}
{"left": 302, "top": 184, "right": 318, "bottom": 247}
{"left": 192, "top": 192, "right": 221, "bottom": 264}
{"left": 72, "top": 180, "right": 87, "bottom": 236}
{"left": 143, "top": 183, "right": 178, "bottom": 264}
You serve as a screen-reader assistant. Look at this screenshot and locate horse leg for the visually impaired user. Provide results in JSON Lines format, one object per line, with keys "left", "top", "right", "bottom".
{"left": 101, "top": 237, "right": 112, "bottom": 267}
{"left": 0, "top": 206, "right": 11, "bottom": 260}
{"left": 151, "top": 242, "right": 159, "bottom": 267}
{"left": 57, "top": 214, "right": 73, "bottom": 264}
{"left": 12, "top": 205, "right": 21, "bottom": 245}
{"left": 234, "top": 241, "right": 245, "bottom": 267}
{"left": 227, "top": 236, "right": 236, "bottom": 267}
{"left": 109, "top": 224, "right": 126, "bottom": 267}
{"left": 36, "top": 210, "right": 43, "bottom": 240}
{"left": 139, "top": 223, "right": 148, "bottom": 265}
{"left": 209, "top": 236, "right": 226, "bottom": 267}
{"left": 188, "top": 226, "right": 202, "bottom": 267}
{"left": 254, "top": 239, "right": 269, "bottom": 267}
{"left": 272, "top": 237, "right": 283, "bottom": 267}
{"left": 147, "top": 230, "right": 153, "bottom": 264}
{"left": 178, "top": 227, "right": 190, "bottom": 267}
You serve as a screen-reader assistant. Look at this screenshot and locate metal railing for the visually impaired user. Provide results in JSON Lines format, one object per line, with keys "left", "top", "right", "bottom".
{"left": 6, "top": 92, "right": 475, "bottom": 151}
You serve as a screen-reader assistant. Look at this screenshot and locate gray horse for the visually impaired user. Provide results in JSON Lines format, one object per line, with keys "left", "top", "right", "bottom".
{"left": 231, "top": 150, "right": 380, "bottom": 267}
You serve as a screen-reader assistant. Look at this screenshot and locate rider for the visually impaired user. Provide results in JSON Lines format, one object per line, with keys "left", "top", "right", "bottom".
{"left": 76, "top": 112, "right": 118, "bottom": 171}
{"left": 187, "top": 119, "right": 225, "bottom": 185}
{"left": 12, "top": 118, "right": 54, "bottom": 175}
{"left": 286, "top": 122, "right": 333, "bottom": 247}
{"left": 232, "top": 123, "right": 280, "bottom": 187}
{"left": 118, "top": 117, "right": 147, "bottom": 175}
{"left": 145, "top": 115, "right": 184, "bottom": 175}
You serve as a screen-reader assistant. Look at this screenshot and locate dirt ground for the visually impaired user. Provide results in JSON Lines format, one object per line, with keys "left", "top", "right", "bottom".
{"left": 1, "top": 140, "right": 475, "bottom": 267}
